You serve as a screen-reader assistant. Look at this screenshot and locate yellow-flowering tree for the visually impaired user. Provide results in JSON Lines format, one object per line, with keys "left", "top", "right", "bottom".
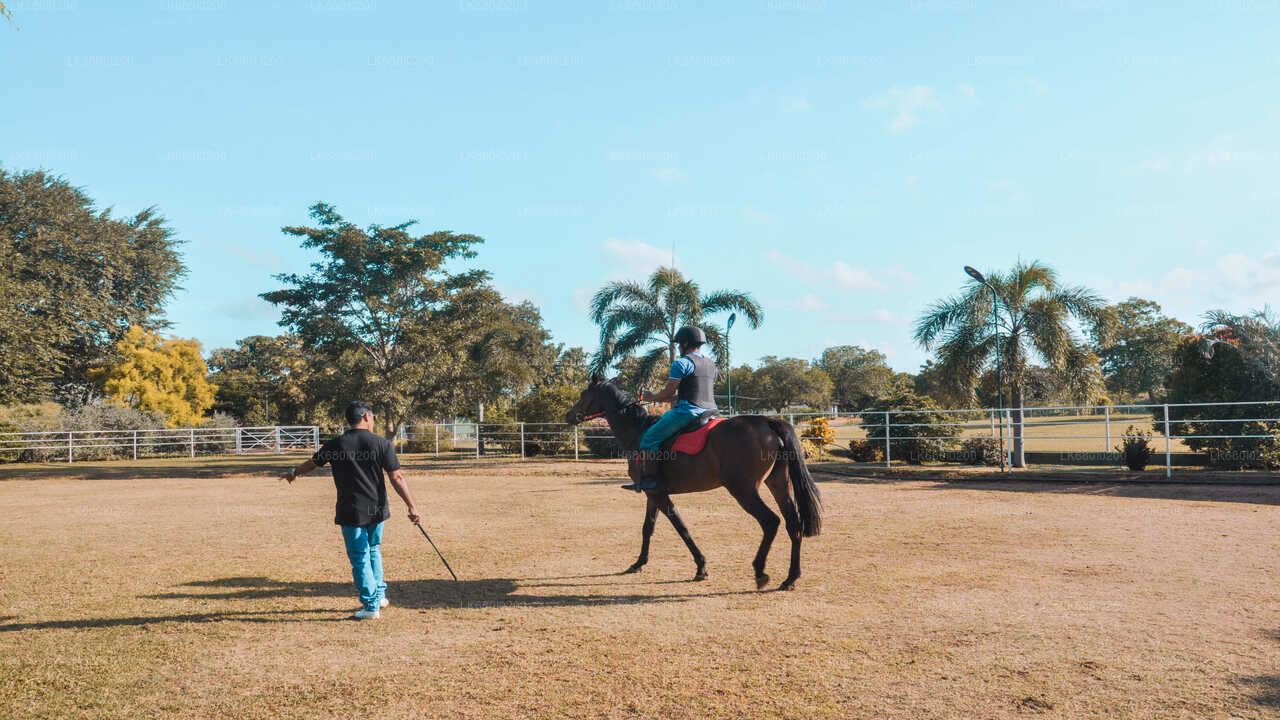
{"left": 93, "top": 326, "right": 217, "bottom": 427}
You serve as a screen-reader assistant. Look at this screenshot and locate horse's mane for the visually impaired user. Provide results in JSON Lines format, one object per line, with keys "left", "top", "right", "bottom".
{"left": 604, "top": 383, "right": 659, "bottom": 433}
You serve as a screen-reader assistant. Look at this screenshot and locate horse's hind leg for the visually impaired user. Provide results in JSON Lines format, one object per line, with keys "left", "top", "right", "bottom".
{"left": 623, "top": 495, "right": 659, "bottom": 574}
{"left": 731, "top": 486, "right": 781, "bottom": 590}
{"left": 656, "top": 494, "right": 707, "bottom": 581}
{"left": 765, "top": 460, "right": 803, "bottom": 590}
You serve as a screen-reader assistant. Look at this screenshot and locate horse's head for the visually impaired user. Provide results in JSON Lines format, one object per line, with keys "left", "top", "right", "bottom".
{"left": 564, "top": 373, "right": 626, "bottom": 425}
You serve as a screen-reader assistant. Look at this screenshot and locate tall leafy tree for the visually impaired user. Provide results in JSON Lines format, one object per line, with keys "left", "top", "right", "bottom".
{"left": 262, "top": 203, "right": 551, "bottom": 431}
{"left": 1090, "top": 298, "right": 1191, "bottom": 402}
{"left": 207, "top": 334, "right": 332, "bottom": 425}
{"left": 262, "top": 203, "right": 487, "bottom": 432}
{"left": 589, "top": 266, "right": 762, "bottom": 386}
{"left": 0, "top": 169, "right": 185, "bottom": 404}
{"left": 913, "top": 260, "right": 1103, "bottom": 467}
{"left": 1161, "top": 311, "right": 1280, "bottom": 468}
{"left": 815, "top": 345, "right": 899, "bottom": 411}
{"left": 91, "top": 326, "right": 217, "bottom": 427}
{"left": 748, "top": 356, "right": 833, "bottom": 412}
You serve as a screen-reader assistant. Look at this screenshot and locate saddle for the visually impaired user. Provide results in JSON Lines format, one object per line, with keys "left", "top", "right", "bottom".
{"left": 659, "top": 411, "right": 724, "bottom": 455}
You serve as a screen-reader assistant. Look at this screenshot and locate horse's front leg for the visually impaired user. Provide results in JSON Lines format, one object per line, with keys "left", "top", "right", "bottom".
{"left": 656, "top": 494, "right": 708, "bottom": 581}
{"left": 623, "top": 494, "right": 659, "bottom": 574}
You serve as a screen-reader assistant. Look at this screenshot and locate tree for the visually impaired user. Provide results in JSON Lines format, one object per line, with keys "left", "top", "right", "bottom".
{"left": 913, "top": 260, "right": 1103, "bottom": 467}
{"left": 750, "top": 356, "right": 832, "bottom": 412}
{"left": 589, "top": 266, "right": 762, "bottom": 388}
{"left": 815, "top": 345, "right": 898, "bottom": 410}
{"left": 1160, "top": 310, "right": 1280, "bottom": 468}
{"left": 261, "top": 203, "right": 491, "bottom": 434}
{"left": 207, "top": 334, "right": 331, "bottom": 425}
{"left": 0, "top": 169, "right": 185, "bottom": 404}
{"left": 1090, "top": 298, "right": 1191, "bottom": 402}
{"left": 91, "top": 326, "right": 217, "bottom": 427}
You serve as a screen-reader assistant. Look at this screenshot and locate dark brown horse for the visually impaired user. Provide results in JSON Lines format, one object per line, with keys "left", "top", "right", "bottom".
{"left": 565, "top": 375, "right": 822, "bottom": 590}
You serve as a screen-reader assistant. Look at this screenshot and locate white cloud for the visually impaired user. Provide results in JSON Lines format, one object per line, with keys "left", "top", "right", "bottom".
{"left": 766, "top": 250, "right": 915, "bottom": 293}
{"left": 792, "top": 294, "right": 827, "bottom": 311}
{"left": 831, "top": 261, "right": 882, "bottom": 290}
{"left": 864, "top": 85, "right": 939, "bottom": 133}
{"left": 603, "top": 238, "right": 678, "bottom": 272}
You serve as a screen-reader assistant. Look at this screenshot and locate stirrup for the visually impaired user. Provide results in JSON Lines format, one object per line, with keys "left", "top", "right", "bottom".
{"left": 621, "top": 478, "right": 658, "bottom": 492}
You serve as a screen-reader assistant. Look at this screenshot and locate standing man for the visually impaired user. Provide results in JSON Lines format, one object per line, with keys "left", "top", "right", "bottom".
{"left": 281, "top": 401, "right": 420, "bottom": 620}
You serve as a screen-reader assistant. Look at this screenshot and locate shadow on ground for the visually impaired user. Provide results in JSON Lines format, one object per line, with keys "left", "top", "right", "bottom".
{"left": 0, "top": 573, "right": 755, "bottom": 632}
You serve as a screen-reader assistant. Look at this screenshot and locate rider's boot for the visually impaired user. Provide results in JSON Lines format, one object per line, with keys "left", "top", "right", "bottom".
{"left": 621, "top": 450, "right": 661, "bottom": 492}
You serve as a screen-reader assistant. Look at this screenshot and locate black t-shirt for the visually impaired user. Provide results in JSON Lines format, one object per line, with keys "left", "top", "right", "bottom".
{"left": 312, "top": 429, "right": 401, "bottom": 527}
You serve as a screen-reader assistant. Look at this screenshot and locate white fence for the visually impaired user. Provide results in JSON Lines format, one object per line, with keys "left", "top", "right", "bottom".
{"left": 397, "top": 399, "right": 1280, "bottom": 476}
{"left": 3, "top": 400, "right": 1277, "bottom": 474}
{"left": 0, "top": 425, "right": 320, "bottom": 463}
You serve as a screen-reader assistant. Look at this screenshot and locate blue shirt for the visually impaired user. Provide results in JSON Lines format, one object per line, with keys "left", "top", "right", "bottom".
{"left": 669, "top": 352, "right": 708, "bottom": 416}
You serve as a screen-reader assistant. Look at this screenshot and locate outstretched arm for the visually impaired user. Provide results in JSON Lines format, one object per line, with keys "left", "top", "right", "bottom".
{"left": 388, "top": 469, "right": 421, "bottom": 524}
{"left": 281, "top": 459, "right": 318, "bottom": 484}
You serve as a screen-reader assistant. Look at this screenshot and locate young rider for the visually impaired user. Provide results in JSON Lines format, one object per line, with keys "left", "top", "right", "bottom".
{"left": 623, "top": 325, "right": 719, "bottom": 492}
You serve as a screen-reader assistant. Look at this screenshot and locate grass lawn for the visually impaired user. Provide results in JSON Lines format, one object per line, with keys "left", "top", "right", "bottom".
{"left": 1, "top": 456, "right": 1278, "bottom": 718}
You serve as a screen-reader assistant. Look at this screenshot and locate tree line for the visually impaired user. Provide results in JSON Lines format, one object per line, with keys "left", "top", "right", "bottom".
{"left": 3, "top": 168, "right": 1278, "bottom": 468}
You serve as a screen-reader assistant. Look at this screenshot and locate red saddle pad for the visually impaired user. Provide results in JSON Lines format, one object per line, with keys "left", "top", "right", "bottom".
{"left": 670, "top": 417, "right": 726, "bottom": 455}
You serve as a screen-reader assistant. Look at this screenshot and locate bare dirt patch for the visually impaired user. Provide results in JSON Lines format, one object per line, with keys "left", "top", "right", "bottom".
{"left": 1, "top": 456, "right": 1278, "bottom": 718}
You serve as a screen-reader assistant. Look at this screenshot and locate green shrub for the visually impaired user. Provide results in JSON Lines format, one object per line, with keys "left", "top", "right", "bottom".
{"left": 580, "top": 426, "right": 621, "bottom": 458}
{"left": 847, "top": 438, "right": 882, "bottom": 463}
{"left": 959, "top": 437, "right": 1002, "bottom": 467}
{"left": 863, "top": 391, "right": 960, "bottom": 464}
{"left": 0, "top": 421, "right": 22, "bottom": 463}
{"left": 1115, "top": 425, "right": 1153, "bottom": 471}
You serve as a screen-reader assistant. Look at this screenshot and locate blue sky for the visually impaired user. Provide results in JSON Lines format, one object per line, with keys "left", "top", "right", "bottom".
{"left": 3, "top": 1, "right": 1279, "bottom": 372}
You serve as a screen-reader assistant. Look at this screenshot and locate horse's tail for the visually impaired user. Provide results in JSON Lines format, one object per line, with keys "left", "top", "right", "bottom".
{"left": 767, "top": 418, "right": 822, "bottom": 537}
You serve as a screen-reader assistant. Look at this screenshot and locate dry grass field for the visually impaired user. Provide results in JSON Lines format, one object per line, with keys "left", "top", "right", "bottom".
{"left": 817, "top": 412, "right": 1194, "bottom": 454}
{"left": 1, "top": 455, "right": 1278, "bottom": 719}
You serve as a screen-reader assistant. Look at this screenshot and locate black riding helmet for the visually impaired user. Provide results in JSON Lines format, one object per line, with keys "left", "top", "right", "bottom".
{"left": 674, "top": 325, "right": 706, "bottom": 349}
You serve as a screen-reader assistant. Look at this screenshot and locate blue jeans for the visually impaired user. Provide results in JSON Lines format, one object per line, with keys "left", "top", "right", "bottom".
{"left": 341, "top": 521, "right": 386, "bottom": 612}
{"left": 639, "top": 407, "right": 702, "bottom": 451}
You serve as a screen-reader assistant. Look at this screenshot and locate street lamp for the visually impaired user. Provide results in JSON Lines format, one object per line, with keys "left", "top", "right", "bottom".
{"left": 726, "top": 312, "right": 737, "bottom": 416}
{"left": 964, "top": 266, "right": 1007, "bottom": 472}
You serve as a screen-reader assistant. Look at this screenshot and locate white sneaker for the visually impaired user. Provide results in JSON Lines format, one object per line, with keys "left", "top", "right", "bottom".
{"left": 352, "top": 608, "right": 381, "bottom": 620}
{"left": 380, "top": 597, "right": 389, "bottom": 608}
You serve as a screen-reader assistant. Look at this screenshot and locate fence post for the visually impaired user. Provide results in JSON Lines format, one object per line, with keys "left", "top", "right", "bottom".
{"left": 475, "top": 423, "right": 480, "bottom": 459}
{"left": 1105, "top": 405, "right": 1112, "bottom": 458}
{"left": 235, "top": 427, "right": 242, "bottom": 455}
{"left": 133, "top": 430, "right": 138, "bottom": 461}
{"left": 573, "top": 425, "right": 579, "bottom": 461}
{"left": 274, "top": 426, "right": 281, "bottom": 454}
{"left": 68, "top": 431, "right": 73, "bottom": 463}
{"left": 884, "top": 411, "right": 891, "bottom": 468}
{"left": 189, "top": 428, "right": 195, "bottom": 459}
{"left": 520, "top": 422, "right": 526, "bottom": 459}
{"left": 313, "top": 426, "right": 320, "bottom": 450}
{"left": 1163, "top": 404, "right": 1172, "bottom": 478}
{"left": 434, "top": 424, "right": 440, "bottom": 456}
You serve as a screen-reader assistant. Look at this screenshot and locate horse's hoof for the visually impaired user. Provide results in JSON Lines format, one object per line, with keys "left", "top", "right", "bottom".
{"left": 622, "top": 562, "right": 644, "bottom": 575}
{"left": 779, "top": 579, "right": 796, "bottom": 591}
{"left": 755, "top": 573, "right": 770, "bottom": 590}
{"left": 693, "top": 568, "right": 708, "bottom": 582}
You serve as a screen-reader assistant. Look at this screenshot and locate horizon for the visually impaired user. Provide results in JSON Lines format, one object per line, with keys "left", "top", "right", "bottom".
{"left": 3, "top": 2, "right": 1278, "bottom": 372}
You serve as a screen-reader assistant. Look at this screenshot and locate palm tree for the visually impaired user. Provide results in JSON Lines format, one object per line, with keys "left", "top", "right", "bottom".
{"left": 589, "top": 267, "right": 762, "bottom": 388}
{"left": 913, "top": 260, "right": 1103, "bottom": 467}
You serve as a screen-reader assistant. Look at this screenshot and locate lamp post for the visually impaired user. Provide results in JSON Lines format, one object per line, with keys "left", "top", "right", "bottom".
{"left": 726, "top": 313, "right": 737, "bottom": 416}
{"left": 964, "top": 266, "right": 1007, "bottom": 472}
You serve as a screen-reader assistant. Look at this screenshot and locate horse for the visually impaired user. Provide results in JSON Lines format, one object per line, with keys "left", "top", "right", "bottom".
{"left": 564, "top": 375, "right": 823, "bottom": 590}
